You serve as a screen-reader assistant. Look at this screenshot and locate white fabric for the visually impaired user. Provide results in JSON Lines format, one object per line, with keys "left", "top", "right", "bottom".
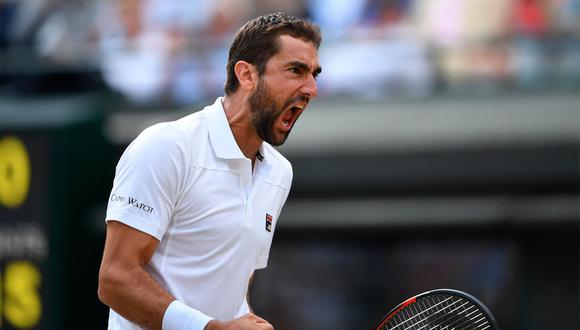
{"left": 105, "top": 97, "right": 292, "bottom": 328}
{"left": 162, "top": 300, "right": 214, "bottom": 330}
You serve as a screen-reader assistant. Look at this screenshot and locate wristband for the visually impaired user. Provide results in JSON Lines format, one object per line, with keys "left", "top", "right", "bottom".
{"left": 162, "top": 300, "right": 214, "bottom": 330}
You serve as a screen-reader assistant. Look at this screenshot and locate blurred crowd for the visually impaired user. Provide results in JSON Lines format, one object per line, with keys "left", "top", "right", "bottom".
{"left": 1, "top": 0, "right": 579, "bottom": 107}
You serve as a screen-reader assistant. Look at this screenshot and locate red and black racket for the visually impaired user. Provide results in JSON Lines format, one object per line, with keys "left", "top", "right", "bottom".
{"left": 374, "top": 289, "right": 499, "bottom": 330}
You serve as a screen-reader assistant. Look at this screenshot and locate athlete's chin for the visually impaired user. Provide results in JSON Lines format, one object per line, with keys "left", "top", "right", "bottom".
{"left": 267, "top": 131, "right": 290, "bottom": 146}
{"left": 268, "top": 136, "right": 288, "bottom": 147}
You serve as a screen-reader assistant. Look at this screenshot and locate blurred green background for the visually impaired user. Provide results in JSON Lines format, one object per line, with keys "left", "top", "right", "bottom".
{"left": 1, "top": 1, "right": 579, "bottom": 329}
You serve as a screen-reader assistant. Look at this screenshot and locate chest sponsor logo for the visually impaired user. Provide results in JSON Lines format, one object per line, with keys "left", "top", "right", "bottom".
{"left": 265, "top": 213, "right": 273, "bottom": 232}
{"left": 110, "top": 194, "right": 154, "bottom": 214}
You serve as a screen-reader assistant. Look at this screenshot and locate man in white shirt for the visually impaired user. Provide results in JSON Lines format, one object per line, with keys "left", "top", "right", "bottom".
{"left": 98, "top": 12, "right": 322, "bottom": 330}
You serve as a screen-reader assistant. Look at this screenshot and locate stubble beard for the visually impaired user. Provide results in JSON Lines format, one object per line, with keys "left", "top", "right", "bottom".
{"left": 248, "top": 78, "right": 289, "bottom": 146}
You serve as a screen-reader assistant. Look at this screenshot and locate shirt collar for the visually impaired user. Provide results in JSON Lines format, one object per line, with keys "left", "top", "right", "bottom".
{"left": 205, "top": 97, "right": 249, "bottom": 160}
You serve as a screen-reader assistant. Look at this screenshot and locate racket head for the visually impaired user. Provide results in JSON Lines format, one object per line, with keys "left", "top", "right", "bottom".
{"left": 374, "top": 288, "right": 499, "bottom": 330}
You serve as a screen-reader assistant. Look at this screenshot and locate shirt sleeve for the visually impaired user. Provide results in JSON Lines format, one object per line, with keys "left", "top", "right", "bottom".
{"left": 105, "top": 123, "right": 186, "bottom": 240}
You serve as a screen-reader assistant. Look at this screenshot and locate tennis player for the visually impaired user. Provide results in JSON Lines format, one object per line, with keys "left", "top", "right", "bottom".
{"left": 97, "top": 12, "right": 322, "bottom": 330}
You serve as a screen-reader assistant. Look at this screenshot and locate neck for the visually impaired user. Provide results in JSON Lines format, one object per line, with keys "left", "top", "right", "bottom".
{"left": 222, "top": 94, "right": 262, "bottom": 162}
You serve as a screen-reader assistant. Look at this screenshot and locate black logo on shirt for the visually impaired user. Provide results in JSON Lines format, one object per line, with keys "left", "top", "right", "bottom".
{"left": 110, "top": 193, "right": 126, "bottom": 203}
{"left": 110, "top": 194, "right": 154, "bottom": 214}
{"left": 265, "top": 214, "right": 273, "bottom": 232}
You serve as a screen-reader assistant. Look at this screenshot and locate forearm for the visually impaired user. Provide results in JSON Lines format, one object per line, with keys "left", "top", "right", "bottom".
{"left": 99, "top": 264, "right": 174, "bottom": 330}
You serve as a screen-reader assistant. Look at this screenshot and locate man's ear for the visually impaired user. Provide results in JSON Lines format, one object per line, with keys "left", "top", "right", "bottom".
{"left": 234, "top": 61, "right": 258, "bottom": 91}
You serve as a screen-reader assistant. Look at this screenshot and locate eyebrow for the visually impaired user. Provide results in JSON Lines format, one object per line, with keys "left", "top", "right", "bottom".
{"left": 289, "top": 61, "right": 322, "bottom": 77}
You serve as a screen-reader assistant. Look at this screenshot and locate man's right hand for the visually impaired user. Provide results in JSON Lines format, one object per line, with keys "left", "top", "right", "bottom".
{"left": 205, "top": 313, "right": 274, "bottom": 330}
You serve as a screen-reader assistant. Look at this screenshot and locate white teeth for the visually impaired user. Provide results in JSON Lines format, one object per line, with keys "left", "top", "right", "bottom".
{"left": 295, "top": 105, "right": 304, "bottom": 109}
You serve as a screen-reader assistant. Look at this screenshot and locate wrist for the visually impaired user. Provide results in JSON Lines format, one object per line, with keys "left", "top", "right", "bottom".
{"left": 162, "top": 300, "right": 214, "bottom": 330}
{"left": 204, "top": 319, "right": 225, "bottom": 330}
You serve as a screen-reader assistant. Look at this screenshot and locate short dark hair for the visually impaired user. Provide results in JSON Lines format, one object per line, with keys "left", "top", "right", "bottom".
{"left": 224, "top": 12, "right": 322, "bottom": 95}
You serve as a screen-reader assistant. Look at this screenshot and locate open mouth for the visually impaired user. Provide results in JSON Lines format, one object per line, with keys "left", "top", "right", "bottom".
{"left": 281, "top": 104, "right": 305, "bottom": 129}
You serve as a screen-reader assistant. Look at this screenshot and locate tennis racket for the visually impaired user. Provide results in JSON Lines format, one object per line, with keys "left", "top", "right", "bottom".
{"left": 373, "top": 289, "right": 499, "bottom": 330}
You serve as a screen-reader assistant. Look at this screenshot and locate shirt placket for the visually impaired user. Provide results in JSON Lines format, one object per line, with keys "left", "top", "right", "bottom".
{"left": 239, "top": 158, "right": 254, "bottom": 220}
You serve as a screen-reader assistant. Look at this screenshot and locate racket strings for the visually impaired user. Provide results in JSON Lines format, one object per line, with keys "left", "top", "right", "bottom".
{"left": 388, "top": 296, "right": 455, "bottom": 330}
{"left": 385, "top": 295, "right": 457, "bottom": 330}
{"left": 442, "top": 305, "right": 489, "bottom": 330}
{"left": 383, "top": 294, "right": 492, "bottom": 330}
{"left": 418, "top": 296, "right": 490, "bottom": 330}
{"left": 444, "top": 306, "right": 490, "bottom": 330}
{"left": 414, "top": 299, "right": 473, "bottom": 330}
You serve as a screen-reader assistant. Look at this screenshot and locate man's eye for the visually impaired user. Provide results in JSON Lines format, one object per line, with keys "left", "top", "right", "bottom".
{"left": 290, "top": 68, "right": 301, "bottom": 74}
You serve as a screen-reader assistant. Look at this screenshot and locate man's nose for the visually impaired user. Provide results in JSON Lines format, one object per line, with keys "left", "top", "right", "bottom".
{"left": 301, "top": 75, "right": 318, "bottom": 99}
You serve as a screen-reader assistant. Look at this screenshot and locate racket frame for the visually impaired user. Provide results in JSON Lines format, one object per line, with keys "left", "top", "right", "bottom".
{"left": 373, "top": 288, "right": 499, "bottom": 330}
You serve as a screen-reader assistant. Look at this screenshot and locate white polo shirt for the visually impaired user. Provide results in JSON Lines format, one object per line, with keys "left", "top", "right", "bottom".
{"left": 105, "top": 97, "right": 292, "bottom": 329}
